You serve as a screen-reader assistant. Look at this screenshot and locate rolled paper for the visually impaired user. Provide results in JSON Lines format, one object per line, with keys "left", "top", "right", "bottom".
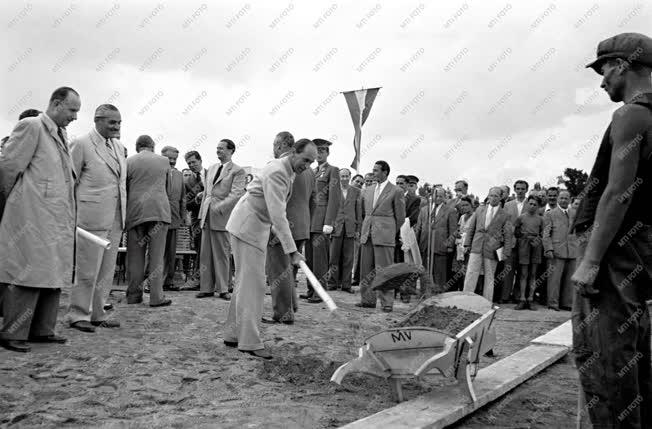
{"left": 76, "top": 227, "right": 111, "bottom": 250}
{"left": 298, "top": 260, "right": 337, "bottom": 312}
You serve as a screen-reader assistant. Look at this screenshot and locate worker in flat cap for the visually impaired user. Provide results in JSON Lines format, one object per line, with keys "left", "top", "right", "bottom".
{"left": 405, "top": 176, "right": 421, "bottom": 229}
{"left": 571, "top": 32, "right": 652, "bottom": 428}
{"left": 300, "top": 138, "right": 341, "bottom": 303}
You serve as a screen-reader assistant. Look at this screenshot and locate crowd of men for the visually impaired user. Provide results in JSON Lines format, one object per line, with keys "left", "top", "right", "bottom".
{"left": 0, "top": 31, "right": 651, "bottom": 427}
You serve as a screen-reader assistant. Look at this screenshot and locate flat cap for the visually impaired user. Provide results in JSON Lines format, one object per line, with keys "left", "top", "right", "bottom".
{"left": 406, "top": 175, "right": 419, "bottom": 184}
{"left": 312, "top": 138, "right": 333, "bottom": 147}
{"left": 586, "top": 32, "right": 652, "bottom": 74}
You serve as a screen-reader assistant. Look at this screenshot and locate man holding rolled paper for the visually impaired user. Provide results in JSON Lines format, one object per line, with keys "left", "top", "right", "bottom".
{"left": 65, "top": 104, "right": 126, "bottom": 332}
{"left": 0, "top": 87, "right": 79, "bottom": 352}
{"left": 224, "top": 138, "right": 317, "bottom": 359}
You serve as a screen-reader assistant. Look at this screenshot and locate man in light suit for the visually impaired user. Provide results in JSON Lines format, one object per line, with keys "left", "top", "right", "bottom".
{"left": 543, "top": 190, "right": 577, "bottom": 310}
{"left": 264, "top": 133, "right": 315, "bottom": 324}
{"left": 499, "top": 179, "right": 528, "bottom": 303}
{"left": 357, "top": 161, "right": 406, "bottom": 312}
{"left": 224, "top": 139, "right": 317, "bottom": 359}
{"left": 462, "top": 187, "right": 513, "bottom": 302}
{"left": 181, "top": 151, "right": 206, "bottom": 290}
{"left": 328, "top": 168, "right": 361, "bottom": 293}
{"left": 303, "top": 138, "right": 341, "bottom": 303}
{"left": 0, "top": 87, "right": 79, "bottom": 353}
{"left": 161, "top": 146, "right": 186, "bottom": 291}
{"left": 415, "top": 187, "right": 457, "bottom": 295}
{"left": 197, "top": 139, "right": 246, "bottom": 300}
{"left": 125, "top": 135, "right": 172, "bottom": 307}
{"left": 66, "top": 104, "right": 126, "bottom": 332}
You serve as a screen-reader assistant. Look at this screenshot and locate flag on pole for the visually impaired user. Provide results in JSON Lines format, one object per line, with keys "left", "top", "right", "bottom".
{"left": 343, "top": 87, "right": 380, "bottom": 172}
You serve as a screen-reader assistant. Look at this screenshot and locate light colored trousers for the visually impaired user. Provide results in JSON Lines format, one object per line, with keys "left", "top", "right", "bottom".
{"left": 199, "top": 218, "right": 231, "bottom": 294}
{"left": 224, "top": 235, "right": 266, "bottom": 351}
{"left": 462, "top": 252, "right": 498, "bottom": 302}
{"left": 66, "top": 204, "right": 121, "bottom": 323}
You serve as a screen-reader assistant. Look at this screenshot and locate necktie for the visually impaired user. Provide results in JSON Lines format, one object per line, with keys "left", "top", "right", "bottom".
{"left": 213, "top": 165, "right": 223, "bottom": 185}
{"left": 57, "top": 127, "right": 66, "bottom": 145}
{"left": 373, "top": 185, "right": 381, "bottom": 207}
{"left": 487, "top": 206, "right": 495, "bottom": 227}
{"left": 105, "top": 138, "right": 111, "bottom": 149}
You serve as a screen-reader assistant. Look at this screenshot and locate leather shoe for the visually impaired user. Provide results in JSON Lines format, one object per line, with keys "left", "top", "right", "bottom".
{"left": 103, "top": 303, "right": 114, "bottom": 311}
{"left": 150, "top": 299, "right": 172, "bottom": 308}
{"left": 224, "top": 340, "right": 238, "bottom": 348}
{"left": 547, "top": 305, "right": 560, "bottom": 311}
{"left": 218, "top": 292, "right": 231, "bottom": 301}
{"left": 91, "top": 320, "right": 121, "bottom": 328}
{"left": 515, "top": 301, "right": 527, "bottom": 311}
{"left": 28, "top": 335, "right": 67, "bottom": 344}
{"left": 355, "top": 303, "right": 375, "bottom": 308}
{"left": 341, "top": 288, "right": 355, "bottom": 294}
{"left": 382, "top": 306, "right": 393, "bottom": 313}
{"left": 196, "top": 292, "right": 214, "bottom": 298}
{"left": 70, "top": 321, "right": 96, "bottom": 333}
{"left": 163, "top": 284, "right": 180, "bottom": 291}
{"left": 299, "top": 293, "right": 313, "bottom": 299}
{"left": 241, "top": 348, "right": 272, "bottom": 359}
{"left": 261, "top": 317, "right": 280, "bottom": 324}
{"left": 0, "top": 339, "right": 31, "bottom": 353}
{"left": 307, "top": 296, "right": 323, "bottom": 303}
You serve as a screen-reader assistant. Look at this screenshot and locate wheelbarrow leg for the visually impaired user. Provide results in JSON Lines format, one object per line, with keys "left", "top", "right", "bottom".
{"left": 456, "top": 337, "right": 477, "bottom": 403}
{"left": 389, "top": 378, "right": 405, "bottom": 402}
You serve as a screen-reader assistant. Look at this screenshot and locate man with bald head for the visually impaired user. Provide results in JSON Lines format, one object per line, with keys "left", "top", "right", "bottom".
{"left": 65, "top": 104, "right": 126, "bottom": 332}
{"left": 462, "top": 187, "right": 512, "bottom": 302}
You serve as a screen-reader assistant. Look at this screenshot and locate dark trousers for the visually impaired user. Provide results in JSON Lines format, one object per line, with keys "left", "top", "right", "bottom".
{"left": 190, "top": 217, "right": 202, "bottom": 282}
{"left": 329, "top": 228, "right": 355, "bottom": 290}
{"left": 163, "top": 228, "right": 178, "bottom": 286}
{"left": 0, "top": 285, "right": 60, "bottom": 340}
{"left": 573, "top": 226, "right": 652, "bottom": 428}
{"left": 353, "top": 241, "right": 361, "bottom": 283}
{"left": 432, "top": 253, "right": 451, "bottom": 293}
{"left": 500, "top": 251, "right": 520, "bottom": 301}
{"left": 305, "top": 232, "right": 330, "bottom": 292}
{"left": 267, "top": 239, "right": 304, "bottom": 322}
{"left": 126, "top": 221, "right": 169, "bottom": 305}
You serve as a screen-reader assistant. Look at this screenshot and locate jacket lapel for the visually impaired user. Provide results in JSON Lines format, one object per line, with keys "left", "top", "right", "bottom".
{"left": 372, "top": 182, "right": 392, "bottom": 213}
{"left": 91, "top": 131, "right": 119, "bottom": 177}
{"left": 215, "top": 163, "right": 232, "bottom": 184}
{"left": 488, "top": 206, "right": 503, "bottom": 229}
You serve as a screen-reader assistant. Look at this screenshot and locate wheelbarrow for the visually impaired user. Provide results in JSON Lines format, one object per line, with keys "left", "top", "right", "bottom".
{"left": 331, "top": 292, "right": 498, "bottom": 403}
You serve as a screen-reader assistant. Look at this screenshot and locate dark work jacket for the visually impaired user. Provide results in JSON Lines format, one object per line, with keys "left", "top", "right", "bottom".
{"left": 573, "top": 93, "right": 652, "bottom": 233}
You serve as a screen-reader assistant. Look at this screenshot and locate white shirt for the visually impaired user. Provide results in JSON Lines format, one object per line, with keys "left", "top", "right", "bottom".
{"left": 545, "top": 203, "right": 556, "bottom": 212}
{"left": 485, "top": 205, "right": 497, "bottom": 228}
{"left": 373, "top": 180, "right": 388, "bottom": 206}
{"left": 341, "top": 186, "right": 348, "bottom": 200}
{"left": 434, "top": 203, "right": 442, "bottom": 218}
{"left": 516, "top": 199, "right": 525, "bottom": 215}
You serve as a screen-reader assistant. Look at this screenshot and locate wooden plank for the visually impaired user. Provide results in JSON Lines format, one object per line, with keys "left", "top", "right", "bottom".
{"left": 531, "top": 320, "right": 573, "bottom": 348}
{"left": 339, "top": 344, "right": 568, "bottom": 429}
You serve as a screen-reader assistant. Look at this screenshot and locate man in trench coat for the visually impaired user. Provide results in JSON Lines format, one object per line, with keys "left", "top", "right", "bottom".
{"left": 0, "top": 87, "right": 80, "bottom": 353}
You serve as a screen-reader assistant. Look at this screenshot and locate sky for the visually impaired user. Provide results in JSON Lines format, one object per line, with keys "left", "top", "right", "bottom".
{"left": 2, "top": 0, "right": 651, "bottom": 197}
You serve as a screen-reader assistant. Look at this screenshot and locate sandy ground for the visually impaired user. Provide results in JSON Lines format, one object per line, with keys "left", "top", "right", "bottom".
{"left": 0, "top": 276, "right": 575, "bottom": 428}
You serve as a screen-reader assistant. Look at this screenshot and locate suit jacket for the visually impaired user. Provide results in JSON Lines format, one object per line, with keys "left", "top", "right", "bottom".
{"left": 414, "top": 203, "right": 458, "bottom": 255}
{"left": 333, "top": 186, "right": 361, "bottom": 238}
{"left": 310, "top": 162, "right": 341, "bottom": 232}
{"left": 184, "top": 167, "right": 206, "bottom": 221}
{"left": 286, "top": 167, "right": 315, "bottom": 241}
{"left": 226, "top": 157, "right": 297, "bottom": 254}
{"left": 70, "top": 128, "right": 127, "bottom": 231}
{"left": 464, "top": 205, "right": 513, "bottom": 259}
{"left": 503, "top": 198, "right": 526, "bottom": 250}
{"left": 167, "top": 168, "right": 186, "bottom": 229}
{"left": 360, "top": 182, "right": 406, "bottom": 247}
{"left": 199, "top": 161, "right": 246, "bottom": 230}
{"left": 405, "top": 193, "right": 421, "bottom": 227}
{"left": 0, "top": 113, "right": 76, "bottom": 288}
{"left": 125, "top": 150, "right": 171, "bottom": 230}
{"left": 543, "top": 207, "right": 578, "bottom": 259}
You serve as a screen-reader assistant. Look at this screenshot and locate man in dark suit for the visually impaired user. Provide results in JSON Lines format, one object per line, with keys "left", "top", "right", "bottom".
{"left": 161, "top": 146, "right": 186, "bottom": 291}
{"left": 197, "top": 139, "right": 246, "bottom": 300}
{"left": 394, "top": 175, "right": 409, "bottom": 263}
{"left": 303, "top": 138, "right": 341, "bottom": 303}
{"left": 405, "top": 175, "right": 422, "bottom": 227}
{"left": 462, "top": 187, "right": 513, "bottom": 302}
{"left": 542, "top": 190, "right": 577, "bottom": 310}
{"left": 500, "top": 179, "right": 528, "bottom": 303}
{"left": 264, "top": 133, "right": 315, "bottom": 324}
{"left": 181, "top": 151, "right": 206, "bottom": 289}
{"left": 415, "top": 187, "right": 457, "bottom": 294}
{"left": 328, "top": 168, "right": 361, "bottom": 293}
{"left": 357, "top": 161, "right": 406, "bottom": 312}
{"left": 125, "top": 135, "right": 172, "bottom": 307}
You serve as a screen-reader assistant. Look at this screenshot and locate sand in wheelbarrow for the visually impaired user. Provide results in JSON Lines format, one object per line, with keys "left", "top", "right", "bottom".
{"left": 392, "top": 304, "right": 481, "bottom": 336}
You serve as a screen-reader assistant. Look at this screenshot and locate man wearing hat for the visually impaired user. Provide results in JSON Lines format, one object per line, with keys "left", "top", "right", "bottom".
{"left": 405, "top": 175, "right": 422, "bottom": 228}
{"left": 301, "top": 138, "right": 341, "bottom": 303}
{"left": 571, "top": 32, "right": 652, "bottom": 428}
